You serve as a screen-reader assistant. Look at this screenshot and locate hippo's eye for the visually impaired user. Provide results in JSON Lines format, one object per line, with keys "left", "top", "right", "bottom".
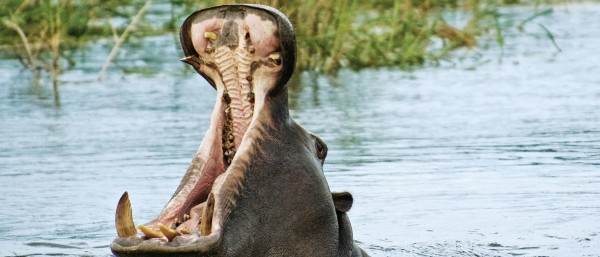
{"left": 315, "top": 137, "right": 327, "bottom": 161}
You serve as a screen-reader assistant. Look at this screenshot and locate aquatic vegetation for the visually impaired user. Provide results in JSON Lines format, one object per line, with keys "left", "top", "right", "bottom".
{"left": 0, "top": 0, "right": 568, "bottom": 94}
{"left": 211, "top": 0, "right": 480, "bottom": 72}
{"left": 0, "top": 0, "right": 149, "bottom": 105}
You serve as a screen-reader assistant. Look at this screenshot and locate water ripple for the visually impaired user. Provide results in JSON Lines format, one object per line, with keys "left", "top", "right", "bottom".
{"left": 2, "top": 3, "right": 600, "bottom": 257}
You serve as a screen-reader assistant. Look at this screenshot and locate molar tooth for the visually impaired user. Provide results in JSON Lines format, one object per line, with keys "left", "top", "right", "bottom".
{"left": 248, "top": 46, "right": 255, "bottom": 54}
{"left": 183, "top": 214, "right": 190, "bottom": 221}
{"left": 115, "top": 192, "right": 137, "bottom": 237}
{"left": 139, "top": 224, "right": 165, "bottom": 239}
{"left": 158, "top": 223, "right": 180, "bottom": 241}
{"left": 180, "top": 228, "right": 191, "bottom": 234}
{"left": 204, "top": 31, "right": 217, "bottom": 40}
{"left": 222, "top": 93, "right": 231, "bottom": 104}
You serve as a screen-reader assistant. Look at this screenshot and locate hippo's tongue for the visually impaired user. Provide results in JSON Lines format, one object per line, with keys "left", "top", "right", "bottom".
{"left": 113, "top": 5, "right": 284, "bottom": 246}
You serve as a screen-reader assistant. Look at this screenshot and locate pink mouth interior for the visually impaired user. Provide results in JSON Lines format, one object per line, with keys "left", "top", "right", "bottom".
{"left": 146, "top": 103, "right": 228, "bottom": 235}
{"left": 142, "top": 12, "right": 281, "bottom": 237}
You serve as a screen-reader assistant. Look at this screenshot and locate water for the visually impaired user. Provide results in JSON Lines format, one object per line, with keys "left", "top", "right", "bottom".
{"left": 1, "top": 3, "right": 599, "bottom": 257}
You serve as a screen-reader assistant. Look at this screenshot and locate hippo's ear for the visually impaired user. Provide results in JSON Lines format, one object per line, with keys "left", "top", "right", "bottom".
{"left": 332, "top": 192, "right": 353, "bottom": 213}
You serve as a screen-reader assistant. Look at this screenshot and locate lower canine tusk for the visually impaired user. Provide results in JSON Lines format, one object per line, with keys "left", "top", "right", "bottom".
{"left": 115, "top": 191, "right": 137, "bottom": 237}
{"left": 200, "top": 193, "right": 215, "bottom": 236}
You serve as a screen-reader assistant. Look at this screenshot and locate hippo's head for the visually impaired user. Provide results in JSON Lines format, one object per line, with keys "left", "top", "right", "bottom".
{"left": 110, "top": 5, "right": 351, "bottom": 257}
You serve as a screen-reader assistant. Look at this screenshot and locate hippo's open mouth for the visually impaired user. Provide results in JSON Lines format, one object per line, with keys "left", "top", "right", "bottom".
{"left": 111, "top": 5, "right": 293, "bottom": 255}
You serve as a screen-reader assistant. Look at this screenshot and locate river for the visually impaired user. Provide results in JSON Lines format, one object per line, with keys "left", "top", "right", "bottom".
{"left": 0, "top": 3, "right": 599, "bottom": 257}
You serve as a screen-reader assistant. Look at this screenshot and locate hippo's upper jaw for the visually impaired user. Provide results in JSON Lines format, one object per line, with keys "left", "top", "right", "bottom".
{"left": 111, "top": 4, "right": 335, "bottom": 256}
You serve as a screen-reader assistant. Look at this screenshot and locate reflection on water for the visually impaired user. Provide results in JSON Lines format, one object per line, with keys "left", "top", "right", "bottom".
{"left": 1, "top": 3, "right": 599, "bottom": 257}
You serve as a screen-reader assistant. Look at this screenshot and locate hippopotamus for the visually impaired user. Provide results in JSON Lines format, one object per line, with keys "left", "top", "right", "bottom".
{"left": 110, "top": 4, "right": 369, "bottom": 257}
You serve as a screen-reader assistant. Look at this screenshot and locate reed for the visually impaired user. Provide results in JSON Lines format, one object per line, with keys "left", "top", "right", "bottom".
{"left": 0, "top": 0, "right": 565, "bottom": 82}
{"left": 210, "top": 0, "right": 512, "bottom": 72}
{"left": 0, "top": 0, "right": 150, "bottom": 104}
{"left": 1, "top": 0, "right": 131, "bottom": 66}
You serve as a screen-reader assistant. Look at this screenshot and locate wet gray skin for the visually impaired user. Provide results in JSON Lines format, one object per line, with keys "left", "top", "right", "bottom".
{"left": 110, "top": 5, "right": 368, "bottom": 257}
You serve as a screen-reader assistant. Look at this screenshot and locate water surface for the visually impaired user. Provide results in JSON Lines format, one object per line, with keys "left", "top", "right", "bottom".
{"left": 1, "top": 3, "right": 599, "bottom": 257}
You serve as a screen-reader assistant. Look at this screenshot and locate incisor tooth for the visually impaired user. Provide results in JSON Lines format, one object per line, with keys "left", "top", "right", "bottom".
{"left": 115, "top": 191, "right": 137, "bottom": 237}
{"left": 158, "top": 223, "right": 180, "bottom": 241}
{"left": 204, "top": 31, "right": 217, "bottom": 40}
{"left": 139, "top": 224, "right": 164, "bottom": 239}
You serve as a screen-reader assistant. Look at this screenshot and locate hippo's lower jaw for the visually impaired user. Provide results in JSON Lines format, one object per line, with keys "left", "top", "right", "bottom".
{"left": 111, "top": 4, "right": 297, "bottom": 256}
